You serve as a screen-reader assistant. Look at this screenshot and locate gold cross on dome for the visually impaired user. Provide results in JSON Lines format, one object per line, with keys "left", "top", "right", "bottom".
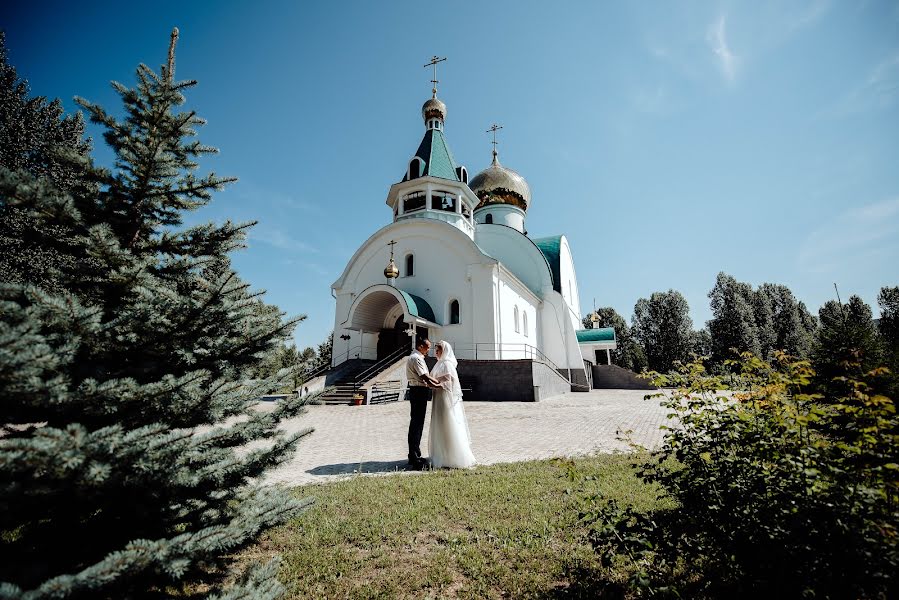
{"left": 424, "top": 56, "right": 447, "bottom": 97}
{"left": 486, "top": 123, "right": 503, "bottom": 155}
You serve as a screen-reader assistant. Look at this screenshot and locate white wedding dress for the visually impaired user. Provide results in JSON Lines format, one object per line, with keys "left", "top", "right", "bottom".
{"left": 428, "top": 342, "right": 476, "bottom": 469}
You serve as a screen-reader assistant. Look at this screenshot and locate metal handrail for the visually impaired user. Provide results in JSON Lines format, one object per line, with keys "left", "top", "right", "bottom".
{"left": 351, "top": 345, "right": 410, "bottom": 391}
{"left": 451, "top": 342, "right": 562, "bottom": 371}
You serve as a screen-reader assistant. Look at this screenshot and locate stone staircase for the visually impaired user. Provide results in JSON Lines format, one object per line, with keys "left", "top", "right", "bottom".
{"left": 318, "top": 347, "right": 409, "bottom": 404}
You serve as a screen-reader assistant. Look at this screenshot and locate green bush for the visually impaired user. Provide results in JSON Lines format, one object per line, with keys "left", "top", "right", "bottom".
{"left": 585, "top": 352, "right": 899, "bottom": 598}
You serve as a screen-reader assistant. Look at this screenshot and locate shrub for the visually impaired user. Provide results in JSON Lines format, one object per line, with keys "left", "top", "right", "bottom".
{"left": 585, "top": 352, "right": 899, "bottom": 598}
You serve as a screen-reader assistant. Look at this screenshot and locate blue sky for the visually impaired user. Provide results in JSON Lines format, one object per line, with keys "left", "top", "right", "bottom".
{"left": 5, "top": 1, "right": 898, "bottom": 349}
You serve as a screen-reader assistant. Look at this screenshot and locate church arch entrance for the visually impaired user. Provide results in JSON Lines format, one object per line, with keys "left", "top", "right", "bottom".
{"left": 342, "top": 285, "right": 439, "bottom": 364}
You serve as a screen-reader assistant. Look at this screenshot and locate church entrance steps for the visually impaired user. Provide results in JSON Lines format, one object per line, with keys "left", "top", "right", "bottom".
{"left": 318, "top": 346, "right": 410, "bottom": 404}
{"left": 591, "top": 364, "right": 657, "bottom": 390}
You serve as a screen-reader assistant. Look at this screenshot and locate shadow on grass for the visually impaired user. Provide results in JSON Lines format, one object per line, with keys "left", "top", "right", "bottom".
{"left": 537, "top": 564, "right": 629, "bottom": 600}
{"left": 306, "top": 459, "right": 413, "bottom": 477}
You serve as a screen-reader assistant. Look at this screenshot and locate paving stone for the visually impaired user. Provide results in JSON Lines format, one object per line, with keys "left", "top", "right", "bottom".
{"left": 261, "top": 390, "right": 670, "bottom": 486}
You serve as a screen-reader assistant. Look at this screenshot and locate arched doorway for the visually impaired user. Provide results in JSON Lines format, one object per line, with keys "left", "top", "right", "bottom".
{"left": 340, "top": 284, "right": 438, "bottom": 365}
{"left": 375, "top": 316, "right": 430, "bottom": 360}
{"left": 377, "top": 315, "right": 406, "bottom": 360}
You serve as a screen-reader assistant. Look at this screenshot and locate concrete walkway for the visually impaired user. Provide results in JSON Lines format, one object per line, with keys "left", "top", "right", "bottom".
{"left": 262, "top": 389, "right": 671, "bottom": 487}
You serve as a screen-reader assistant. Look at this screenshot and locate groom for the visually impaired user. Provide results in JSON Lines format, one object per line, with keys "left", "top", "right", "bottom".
{"left": 406, "top": 337, "right": 440, "bottom": 470}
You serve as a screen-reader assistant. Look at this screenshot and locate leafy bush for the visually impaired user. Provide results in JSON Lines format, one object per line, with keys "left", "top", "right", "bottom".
{"left": 584, "top": 352, "right": 899, "bottom": 598}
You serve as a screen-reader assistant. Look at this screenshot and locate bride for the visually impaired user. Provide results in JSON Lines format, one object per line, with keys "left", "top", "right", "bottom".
{"left": 428, "top": 341, "right": 476, "bottom": 469}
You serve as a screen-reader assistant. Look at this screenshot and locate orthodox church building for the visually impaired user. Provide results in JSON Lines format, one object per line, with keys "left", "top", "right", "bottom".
{"left": 327, "top": 72, "right": 615, "bottom": 400}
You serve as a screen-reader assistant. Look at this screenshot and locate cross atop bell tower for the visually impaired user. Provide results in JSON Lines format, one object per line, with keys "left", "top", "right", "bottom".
{"left": 424, "top": 55, "right": 446, "bottom": 98}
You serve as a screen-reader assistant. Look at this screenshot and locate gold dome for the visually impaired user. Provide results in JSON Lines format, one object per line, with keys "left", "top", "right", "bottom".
{"left": 422, "top": 97, "right": 447, "bottom": 122}
{"left": 384, "top": 258, "right": 399, "bottom": 279}
{"left": 469, "top": 152, "right": 531, "bottom": 211}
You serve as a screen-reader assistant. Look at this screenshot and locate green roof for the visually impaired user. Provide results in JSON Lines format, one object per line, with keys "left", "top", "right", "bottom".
{"left": 397, "top": 290, "right": 437, "bottom": 323}
{"left": 576, "top": 328, "right": 616, "bottom": 343}
{"left": 532, "top": 235, "right": 562, "bottom": 293}
{"left": 405, "top": 129, "right": 460, "bottom": 182}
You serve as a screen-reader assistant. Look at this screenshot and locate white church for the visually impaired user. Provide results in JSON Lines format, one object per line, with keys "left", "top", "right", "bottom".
{"left": 324, "top": 69, "right": 616, "bottom": 402}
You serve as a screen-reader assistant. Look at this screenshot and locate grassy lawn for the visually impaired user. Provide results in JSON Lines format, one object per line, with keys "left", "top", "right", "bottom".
{"left": 248, "top": 455, "right": 666, "bottom": 599}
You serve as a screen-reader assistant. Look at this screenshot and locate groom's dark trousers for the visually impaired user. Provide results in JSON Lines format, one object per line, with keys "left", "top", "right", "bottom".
{"left": 408, "top": 386, "right": 432, "bottom": 463}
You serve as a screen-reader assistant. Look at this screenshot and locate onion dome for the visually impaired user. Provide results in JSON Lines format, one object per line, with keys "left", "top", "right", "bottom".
{"left": 469, "top": 151, "right": 531, "bottom": 211}
{"left": 384, "top": 257, "right": 399, "bottom": 279}
{"left": 422, "top": 96, "right": 447, "bottom": 123}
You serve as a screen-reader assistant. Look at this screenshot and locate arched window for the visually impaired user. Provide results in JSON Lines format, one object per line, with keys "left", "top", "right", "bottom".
{"left": 450, "top": 300, "right": 460, "bottom": 324}
{"left": 405, "top": 254, "right": 414, "bottom": 277}
{"left": 514, "top": 305, "right": 520, "bottom": 333}
{"left": 408, "top": 157, "right": 425, "bottom": 180}
{"left": 485, "top": 213, "right": 493, "bottom": 224}
{"left": 523, "top": 312, "right": 529, "bottom": 337}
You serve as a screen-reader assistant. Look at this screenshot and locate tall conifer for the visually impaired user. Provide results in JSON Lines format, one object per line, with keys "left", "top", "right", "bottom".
{"left": 0, "top": 29, "right": 313, "bottom": 598}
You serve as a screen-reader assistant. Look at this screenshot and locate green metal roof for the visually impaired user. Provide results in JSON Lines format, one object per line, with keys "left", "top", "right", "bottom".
{"left": 397, "top": 290, "right": 437, "bottom": 323}
{"left": 576, "top": 328, "right": 616, "bottom": 343}
{"left": 532, "top": 235, "right": 562, "bottom": 293}
{"left": 406, "top": 129, "right": 460, "bottom": 182}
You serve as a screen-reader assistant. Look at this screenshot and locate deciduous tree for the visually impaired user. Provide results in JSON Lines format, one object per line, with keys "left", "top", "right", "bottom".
{"left": 632, "top": 290, "right": 693, "bottom": 372}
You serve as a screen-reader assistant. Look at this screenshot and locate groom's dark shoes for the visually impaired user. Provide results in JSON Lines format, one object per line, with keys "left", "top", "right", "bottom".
{"left": 407, "top": 458, "right": 429, "bottom": 471}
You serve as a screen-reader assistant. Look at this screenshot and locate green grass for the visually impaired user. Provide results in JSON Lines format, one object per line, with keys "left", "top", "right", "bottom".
{"left": 247, "top": 455, "right": 666, "bottom": 599}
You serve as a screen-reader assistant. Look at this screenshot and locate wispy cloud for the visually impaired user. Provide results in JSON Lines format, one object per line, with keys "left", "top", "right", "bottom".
{"left": 799, "top": 197, "right": 899, "bottom": 272}
{"left": 819, "top": 51, "right": 899, "bottom": 117}
{"left": 233, "top": 180, "right": 320, "bottom": 214}
{"left": 281, "top": 257, "right": 330, "bottom": 276}
{"left": 707, "top": 15, "right": 738, "bottom": 83}
{"left": 249, "top": 225, "right": 318, "bottom": 253}
{"left": 632, "top": 84, "right": 674, "bottom": 115}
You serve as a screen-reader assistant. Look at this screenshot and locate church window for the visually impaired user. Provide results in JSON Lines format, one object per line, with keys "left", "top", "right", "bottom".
{"left": 450, "top": 300, "right": 460, "bottom": 324}
{"left": 402, "top": 191, "right": 426, "bottom": 212}
{"left": 514, "top": 305, "right": 520, "bottom": 333}
{"left": 456, "top": 166, "right": 468, "bottom": 184}
{"left": 485, "top": 213, "right": 493, "bottom": 224}
{"left": 405, "top": 254, "right": 414, "bottom": 277}
{"left": 408, "top": 157, "right": 425, "bottom": 180}
{"left": 523, "top": 312, "right": 529, "bottom": 337}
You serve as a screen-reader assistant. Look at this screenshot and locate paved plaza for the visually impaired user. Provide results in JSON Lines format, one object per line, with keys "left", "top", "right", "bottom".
{"left": 262, "top": 389, "right": 671, "bottom": 486}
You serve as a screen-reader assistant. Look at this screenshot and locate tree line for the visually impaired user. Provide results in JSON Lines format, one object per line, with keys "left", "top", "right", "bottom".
{"left": 585, "top": 273, "right": 898, "bottom": 392}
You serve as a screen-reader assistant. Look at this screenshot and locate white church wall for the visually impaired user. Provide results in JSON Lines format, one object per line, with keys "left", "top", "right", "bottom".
{"left": 538, "top": 289, "right": 585, "bottom": 370}
{"left": 557, "top": 235, "right": 584, "bottom": 332}
{"left": 474, "top": 205, "right": 525, "bottom": 232}
{"left": 495, "top": 269, "right": 539, "bottom": 359}
{"left": 332, "top": 219, "right": 498, "bottom": 366}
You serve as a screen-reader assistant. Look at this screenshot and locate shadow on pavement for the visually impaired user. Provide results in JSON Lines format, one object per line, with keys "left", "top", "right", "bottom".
{"left": 306, "top": 459, "right": 412, "bottom": 477}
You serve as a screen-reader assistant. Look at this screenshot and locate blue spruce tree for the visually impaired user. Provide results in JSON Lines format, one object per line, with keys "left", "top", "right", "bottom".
{"left": 0, "top": 29, "right": 314, "bottom": 598}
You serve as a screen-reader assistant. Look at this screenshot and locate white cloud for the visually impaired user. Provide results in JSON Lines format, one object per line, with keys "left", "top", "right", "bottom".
{"left": 707, "top": 15, "right": 738, "bottom": 83}
{"left": 249, "top": 225, "right": 318, "bottom": 253}
{"left": 799, "top": 197, "right": 899, "bottom": 272}
{"left": 632, "top": 84, "right": 673, "bottom": 115}
{"left": 818, "top": 51, "right": 899, "bottom": 117}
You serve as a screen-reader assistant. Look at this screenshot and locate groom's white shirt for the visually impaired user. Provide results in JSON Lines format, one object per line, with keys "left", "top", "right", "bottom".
{"left": 406, "top": 350, "right": 428, "bottom": 386}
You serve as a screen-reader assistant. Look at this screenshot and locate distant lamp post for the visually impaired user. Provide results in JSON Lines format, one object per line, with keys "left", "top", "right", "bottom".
{"left": 340, "top": 333, "right": 352, "bottom": 362}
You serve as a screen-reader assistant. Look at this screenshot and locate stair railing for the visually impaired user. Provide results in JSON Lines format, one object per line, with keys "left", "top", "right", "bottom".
{"left": 351, "top": 346, "right": 411, "bottom": 393}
